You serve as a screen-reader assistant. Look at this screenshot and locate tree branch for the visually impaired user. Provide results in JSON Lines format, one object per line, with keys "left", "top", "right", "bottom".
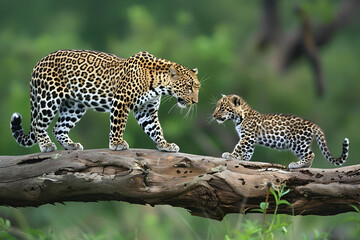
{"left": 255, "top": 0, "right": 360, "bottom": 96}
{"left": 257, "top": 0, "right": 281, "bottom": 50}
{"left": 296, "top": 6, "right": 325, "bottom": 96}
{"left": 0, "top": 149, "right": 359, "bottom": 221}
{"left": 275, "top": 0, "right": 360, "bottom": 71}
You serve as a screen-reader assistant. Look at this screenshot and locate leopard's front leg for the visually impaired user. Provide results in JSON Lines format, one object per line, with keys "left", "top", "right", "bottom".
{"left": 222, "top": 133, "right": 255, "bottom": 161}
{"left": 134, "top": 96, "right": 179, "bottom": 152}
{"left": 109, "top": 97, "right": 130, "bottom": 151}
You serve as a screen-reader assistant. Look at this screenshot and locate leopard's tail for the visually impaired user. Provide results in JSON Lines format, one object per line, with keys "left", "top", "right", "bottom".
{"left": 10, "top": 77, "right": 40, "bottom": 148}
{"left": 315, "top": 127, "right": 349, "bottom": 166}
{"left": 10, "top": 112, "right": 37, "bottom": 147}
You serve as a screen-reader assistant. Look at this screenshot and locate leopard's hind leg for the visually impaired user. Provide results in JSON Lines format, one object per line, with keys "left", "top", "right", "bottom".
{"left": 288, "top": 151, "right": 314, "bottom": 169}
{"left": 34, "top": 97, "right": 60, "bottom": 152}
{"left": 53, "top": 100, "right": 86, "bottom": 150}
{"left": 287, "top": 133, "right": 316, "bottom": 169}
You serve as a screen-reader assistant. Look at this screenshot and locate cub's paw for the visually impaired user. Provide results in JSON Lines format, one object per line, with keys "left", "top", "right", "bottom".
{"left": 157, "top": 142, "right": 180, "bottom": 152}
{"left": 288, "top": 161, "right": 311, "bottom": 170}
{"left": 64, "top": 142, "right": 84, "bottom": 151}
{"left": 40, "top": 142, "right": 57, "bottom": 153}
{"left": 222, "top": 152, "right": 238, "bottom": 160}
{"left": 109, "top": 140, "right": 129, "bottom": 151}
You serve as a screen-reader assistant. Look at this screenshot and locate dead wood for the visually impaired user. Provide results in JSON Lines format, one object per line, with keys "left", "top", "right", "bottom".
{"left": 0, "top": 149, "right": 359, "bottom": 221}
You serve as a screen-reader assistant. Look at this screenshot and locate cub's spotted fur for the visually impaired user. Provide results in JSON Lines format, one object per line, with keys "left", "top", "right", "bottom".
{"left": 212, "top": 95, "right": 349, "bottom": 169}
{"left": 10, "top": 50, "right": 200, "bottom": 152}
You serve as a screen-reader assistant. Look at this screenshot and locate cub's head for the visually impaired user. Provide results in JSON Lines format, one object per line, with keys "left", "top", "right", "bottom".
{"left": 168, "top": 64, "right": 200, "bottom": 108}
{"left": 212, "top": 95, "right": 247, "bottom": 124}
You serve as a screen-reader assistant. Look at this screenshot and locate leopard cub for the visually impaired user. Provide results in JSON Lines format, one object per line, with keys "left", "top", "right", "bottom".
{"left": 212, "top": 94, "right": 349, "bottom": 169}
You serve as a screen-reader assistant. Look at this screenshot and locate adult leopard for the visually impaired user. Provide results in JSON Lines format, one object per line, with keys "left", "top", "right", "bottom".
{"left": 10, "top": 50, "right": 200, "bottom": 152}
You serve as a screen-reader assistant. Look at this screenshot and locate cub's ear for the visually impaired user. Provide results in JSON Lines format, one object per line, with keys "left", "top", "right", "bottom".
{"left": 170, "top": 66, "right": 179, "bottom": 79}
{"left": 230, "top": 95, "right": 241, "bottom": 107}
{"left": 192, "top": 68, "right": 198, "bottom": 75}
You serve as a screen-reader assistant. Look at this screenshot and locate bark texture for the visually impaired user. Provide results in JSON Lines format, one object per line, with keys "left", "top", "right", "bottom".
{"left": 0, "top": 149, "right": 359, "bottom": 220}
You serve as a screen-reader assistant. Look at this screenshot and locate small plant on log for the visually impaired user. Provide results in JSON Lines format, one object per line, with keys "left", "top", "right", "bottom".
{"left": 226, "top": 184, "right": 339, "bottom": 239}
{"left": 256, "top": 184, "right": 292, "bottom": 235}
{"left": 227, "top": 184, "right": 293, "bottom": 239}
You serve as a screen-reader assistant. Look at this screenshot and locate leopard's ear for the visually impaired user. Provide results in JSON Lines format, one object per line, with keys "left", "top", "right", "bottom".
{"left": 170, "top": 65, "right": 180, "bottom": 79}
{"left": 230, "top": 95, "right": 241, "bottom": 107}
{"left": 192, "top": 68, "right": 198, "bottom": 75}
{"left": 133, "top": 51, "right": 149, "bottom": 58}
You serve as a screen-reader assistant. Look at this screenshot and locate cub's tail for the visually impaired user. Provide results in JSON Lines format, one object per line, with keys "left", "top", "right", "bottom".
{"left": 315, "top": 127, "right": 349, "bottom": 166}
{"left": 10, "top": 113, "right": 37, "bottom": 147}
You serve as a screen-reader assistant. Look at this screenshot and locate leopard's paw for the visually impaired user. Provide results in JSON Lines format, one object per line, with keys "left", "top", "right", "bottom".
{"left": 222, "top": 152, "right": 238, "bottom": 160}
{"left": 63, "top": 142, "right": 84, "bottom": 151}
{"left": 109, "top": 140, "right": 129, "bottom": 151}
{"left": 157, "top": 142, "right": 180, "bottom": 152}
{"left": 288, "top": 161, "right": 311, "bottom": 170}
{"left": 39, "top": 142, "right": 57, "bottom": 153}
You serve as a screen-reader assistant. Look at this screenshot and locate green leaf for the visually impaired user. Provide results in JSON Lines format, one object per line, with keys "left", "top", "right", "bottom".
{"left": 349, "top": 204, "right": 360, "bottom": 213}
{"left": 251, "top": 209, "right": 264, "bottom": 213}
{"left": 282, "top": 188, "right": 290, "bottom": 196}
{"left": 5, "top": 220, "right": 11, "bottom": 229}
{"left": 0, "top": 218, "right": 11, "bottom": 232}
{"left": 260, "top": 202, "right": 269, "bottom": 210}
{"left": 270, "top": 188, "right": 279, "bottom": 204}
{"left": 278, "top": 200, "right": 291, "bottom": 206}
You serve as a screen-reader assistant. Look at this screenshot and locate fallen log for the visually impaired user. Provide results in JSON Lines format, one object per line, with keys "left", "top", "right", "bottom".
{"left": 0, "top": 149, "right": 359, "bottom": 220}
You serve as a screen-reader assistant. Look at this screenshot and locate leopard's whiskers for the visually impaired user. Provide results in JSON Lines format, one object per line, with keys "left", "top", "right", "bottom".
{"left": 193, "top": 104, "right": 198, "bottom": 119}
{"left": 199, "top": 73, "right": 210, "bottom": 85}
{"left": 209, "top": 95, "right": 219, "bottom": 105}
{"left": 161, "top": 95, "right": 173, "bottom": 104}
{"left": 167, "top": 102, "right": 178, "bottom": 114}
{"left": 207, "top": 115, "right": 216, "bottom": 125}
{"left": 184, "top": 104, "right": 196, "bottom": 120}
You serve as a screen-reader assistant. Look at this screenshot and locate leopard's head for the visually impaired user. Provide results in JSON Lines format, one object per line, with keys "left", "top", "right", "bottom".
{"left": 130, "top": 52, "right": 200, "bottom": 108}
{"left": 168, "top": 64, "right": 200, "bottom": 108}
{"left": 212, "top": 95, "right": 246, "bottom": 124}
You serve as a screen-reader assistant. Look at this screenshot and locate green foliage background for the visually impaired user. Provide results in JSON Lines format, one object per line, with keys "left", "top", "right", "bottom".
{"left": 0, "top": 0, "right": 359, "bottom": 239}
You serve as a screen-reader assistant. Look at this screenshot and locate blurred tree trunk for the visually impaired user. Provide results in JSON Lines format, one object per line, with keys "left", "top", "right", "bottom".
{"left": 1, "top": 149, "right": 359, "bottom": 221}
{"left": 256, "top": 0, "right": 360, "bottom": 96}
